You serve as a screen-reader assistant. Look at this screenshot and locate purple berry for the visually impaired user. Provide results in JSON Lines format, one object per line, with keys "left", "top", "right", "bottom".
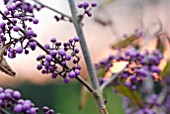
{"left": 65, "top": 54, "right": 71, "bottom": 61}
{"left": 16, "top": 47, "right": 23, "bottom": 54}
{"left": 64, "top": 77, "right": 70, "bottom": 83}
{"left": 37, "top": 64, "right": 43, "bottom": 70}
{"left": 50, "top": 50, "right": 57, "bottom": 57}
{"left": 13, "top": 91, "right": 21, "bottom": 99}
{"left": 83, "top": 2, "right": 89, "bottom": 9}
{"left": 26, "top": 30, "right": 34, "bottom": 37}
{"left": 14, "top": 104, "right": 23, "bottom": 113}
{"left": 46, "top": 55, "right": 53, "bottom": 61}
{"left": 50, "top": 38, "right": 56, "bottom": 43}
{"left": 91, "top": 2, "right": 97, "bottom": 7}
{"left": 29, "top": 42, "right": 37, "bottom": 50}
{"left": 32, "top": 18, "right": 39, "bottom": 24}
{"left": 58, "top": 49, "right": 66, "bottom": 56}
{"left": 77, "top": 3, "right": 83, "bottom": 8}
{"left": 75, "top": 69, "right": 80, "bottom": 75}
{"left": 44, "top": 44, "right": 50, "bottom": 49}
{"left": 73, "top": 37, "right": 79, "bottom": 42}
{"left": 69, "top": 71, "right": 76, "bottom": 78}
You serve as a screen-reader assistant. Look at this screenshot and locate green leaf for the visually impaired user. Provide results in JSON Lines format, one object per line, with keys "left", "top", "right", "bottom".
{"left": 111, "top": 35, "right": 137, "bottom": 49}
{"left": 115, "top": 80, "right": 143, "bottom": 108}
{"left": 161, "top": 61, "right": 170, "bottom": 78}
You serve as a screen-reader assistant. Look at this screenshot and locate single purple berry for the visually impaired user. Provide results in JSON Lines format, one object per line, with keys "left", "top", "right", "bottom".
{"left": 51, "top": 73, "right": 57, "bottom": 79}
{"left": 14, "top": 104, "right": 23, "bottom": 113}
{"left": 77, "top": 3, "right": 83, "bottom": 8}
{"left": 29, "top": 108, "right": 37, "bottom": 114}
{"left": 13, "top": 26, "right": 20, "bottom": 32}
{"left": 83, "top": 2, "right": 89, "bottom": 9}
{"left": 44, "top": 44, "right": 50, "bottom": 49}
{"left": 43, "top": 106, "right": 49, "bottom": 112}
{"left": 50, "top": 38, "right": 57, "bottom": 43}
{"left": 69, "top": 71, "right": 76, "bottom": 78}
{"left": 37, "top": 64, "right": 43, "bottom": 70}
{"left": 22, "top": 103, "right": 31, "bottom": 111}
{"left": 29, "top": 42, "right": 37, "bottom": 50}
{"left": 55, "top": 42, "right": 61, "bottom": 46}
{"left": 61, "top": 61, "right": 66, "bottom": 66}
{"left": 26, "top": 30, "right": 34, "bottom": 37}
{"left": 77, "top": 65, "right": 81, "bottom": 70}
{"left": 91, "top": 2, "right": 97, "bottom": 7}
{"left": 50, "top": 50, "right": 57, "bottom": 57}
{"left": 58, "top": 49, "right": 66, "bottom": 56}
{"left": 32, "top": 18, "right": 39, "bottom": 24}
{"left": 124, "top": 81, "right": 131, "bottom": 87}
{"left": 0, "top": 93, "right": 5, "bottom": 99}
{"left": 16, "top": 47, "right": 23, "bottom": 54}
{"left": 69, "top": 39, "right": 73, "bottom": 43}
{"left": 65, "top": 54, "right": 71, "bottom": 61}
{"left": 75, "top": 69, "right": 80, "bottom": 75}
{"left": 46, "top": 55, "right": 53, "bottom": 62}
{"left": 73, "top": 37, "right": 79, "bottom": 42}
{"left": 37, "top": 55, "right": 45, "bottom": 61}
{"left": 4, "top": 10, "right": 10, "bottom": 15}
{"left": 64, "top": 77, "right": 70, "bottom": 83}
{"left": 13, "top": 91, "right": 21, "bottom": 99}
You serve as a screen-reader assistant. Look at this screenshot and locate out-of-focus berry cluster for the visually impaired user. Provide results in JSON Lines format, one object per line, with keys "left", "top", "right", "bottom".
{"left": 77, "top": 1, "right": 97, "bottom": 17}
{"left": 1, "top": 0, "right": 40, "bottom": 58}
{"left": 0, "top": 87, "right": 54, "bottom": 114}
{"left": 123, "top": 94, "right": 161, "bottom": 114}
{"left": 96, "top": 49, "right": 163, "bottom": 91}
{"left": 36, "top": 37, "right": 81, "bottom": 83}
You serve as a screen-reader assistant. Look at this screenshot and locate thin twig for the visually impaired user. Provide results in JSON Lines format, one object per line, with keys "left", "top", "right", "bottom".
{"left": 76, "top": 76, "right": 96, "bottom": 94}
{"left": 100, "top": 64, "right": 127, "bottom": 91}
{"left": 31, "top": 0, "right": 72, "bottom": 22}
{"left": 0, "top": 109, "right": 11, "bottom": 114}
{"left": 68, "top": 0, "right": 108, "bottom": 114}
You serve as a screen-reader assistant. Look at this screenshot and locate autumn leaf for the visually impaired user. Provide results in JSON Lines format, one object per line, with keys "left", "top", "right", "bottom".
{"left": 0, "top": 42, "right": 16, "bottom": 76}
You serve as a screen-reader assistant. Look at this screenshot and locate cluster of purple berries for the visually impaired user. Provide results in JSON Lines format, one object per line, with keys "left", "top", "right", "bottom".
{"left": 0, "top": 87, "right": 55, "bottom": 114}
{"left": 95, "top": 54, "right": 114, "bottom": 72}
{"left": 123, "top": 94, "right": 161, "bottom": 114}
{"left": 96, "top": 48, "right": 163, "bottom": 91}
{"left": 3, "top": 0, "right": 43, "bottom": 13}
{"left": 77, "top": 1, "right": 97, "bottom": 17}
{"left": 36, "top": 37, "right": 81, "bottom": 83}
{"left": 0, "top": 0, "right": 40, "bottom": 58}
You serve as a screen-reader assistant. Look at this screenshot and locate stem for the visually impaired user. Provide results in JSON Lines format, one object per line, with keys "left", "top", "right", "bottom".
{"left": 0, "top": 109, "right": 11, "bottom": 114}
{"left": 31, "top": 0, "right": 72, "bottom": 22}
{"left": 76, "top": 76, "right": 96, "bottom": 94}
{"left": 68, "top": 0, "right": 108, "bottom": 114}
{"left": 100, "top": 65, "right": 127, "bottom": 91}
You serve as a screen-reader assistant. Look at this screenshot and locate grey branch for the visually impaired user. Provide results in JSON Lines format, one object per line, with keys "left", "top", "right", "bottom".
{"left": 68, "top": 0, "right": 108, "bottom": 114}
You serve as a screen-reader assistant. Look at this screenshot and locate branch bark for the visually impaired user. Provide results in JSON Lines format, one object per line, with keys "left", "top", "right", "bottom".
{"left": 68, "top": 0, "right": 108, "bottom": 114}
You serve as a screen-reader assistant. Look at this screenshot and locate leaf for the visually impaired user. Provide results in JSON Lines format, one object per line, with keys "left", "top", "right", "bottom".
{"left": 156, "top": 37, "right": 165, "bottom": 53}
{"left": 0, "top": 42, "right": 16, "bottom": 76}
{"left": 115, "top": 80, "right": 143, "bottom": 108}
{"left": 161, "top": 61, "right": 170, "bottom": 78}
{"left": 79, "top": 82, "right": 91, "bottom": 110}
{"left": 111, "top": 35, "right": 137, "bottom": 49}
{"left": 79, "top": 68, "right": 106, "bottom": 109}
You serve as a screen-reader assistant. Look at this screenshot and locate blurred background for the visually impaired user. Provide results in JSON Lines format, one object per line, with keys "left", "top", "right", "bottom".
{"left": 0, "top": 0, "right": 169, "bottom": 113}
